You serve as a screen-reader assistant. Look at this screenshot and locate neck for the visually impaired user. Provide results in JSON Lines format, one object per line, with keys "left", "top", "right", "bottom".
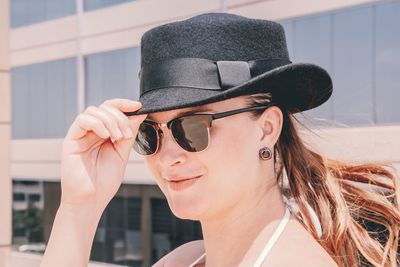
{"left": 199, "top": 183, "right": 286, "bottom": 267}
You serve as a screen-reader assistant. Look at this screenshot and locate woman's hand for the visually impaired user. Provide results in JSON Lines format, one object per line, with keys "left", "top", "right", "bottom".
{"left": 60, "top": 98, "right": 147, "bottom": 211}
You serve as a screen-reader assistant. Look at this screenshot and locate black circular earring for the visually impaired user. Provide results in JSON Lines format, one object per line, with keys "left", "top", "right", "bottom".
{"left": 259, "top": 146, "right": 272, "bottom": 160}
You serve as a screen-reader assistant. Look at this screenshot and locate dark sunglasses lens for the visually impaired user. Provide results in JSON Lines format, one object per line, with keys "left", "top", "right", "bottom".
{"left": 133, "top": 123, "right": 158, "bottom": 155}
{"left": 171, "top": 115, "right": 210, "bottom": 152}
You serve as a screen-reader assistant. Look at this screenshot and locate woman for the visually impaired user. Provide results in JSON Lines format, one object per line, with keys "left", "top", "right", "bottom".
{"left": 41, "top": 13, "right": 399, "bottom": 267}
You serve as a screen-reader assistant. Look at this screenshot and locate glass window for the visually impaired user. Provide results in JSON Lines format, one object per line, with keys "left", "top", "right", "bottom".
{"left": 84, "top": 0, "right": 134, "bottom": 12}
{"left": 13, "top": 193, "right": 25, "bottom": 201}
{"left": 10, "top": 0, "right": 76, "bottom": 28}
{"left": 280, "top": 1, "right": 400, "bottom": 127}
{"left": 28, "top": 194, "right": 41, "bottom": 202}
{"left": 151, "top": 198, "right": 202, "bottom": 263}
{"left": 11, "top": 58, "right": 78, "bottom": 139}
{"left": 332, "top": 6, "right": 375, "bottom": 126}
{"left": 375, "top": 1, "right": 400, "bottom": 124}
{"left": 12, "top": 180, "right": 203, "bottom": 266}
{"left": 85, "top": 47, "right": 140, "bottom": 107}
{"left": 293, "top": 14, "right": 334, "bottom": 124}
{"left": 12, "top": 180, "right": 45, "bottom": 247}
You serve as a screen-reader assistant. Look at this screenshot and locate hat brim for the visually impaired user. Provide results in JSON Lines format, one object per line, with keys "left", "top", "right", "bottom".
{"left": 132, "top": 63, "right": 332, "bottom": 115}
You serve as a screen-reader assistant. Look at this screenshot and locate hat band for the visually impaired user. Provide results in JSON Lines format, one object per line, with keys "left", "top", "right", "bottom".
{"left": 139, "top": 58, "right": 292, "bottom": 96}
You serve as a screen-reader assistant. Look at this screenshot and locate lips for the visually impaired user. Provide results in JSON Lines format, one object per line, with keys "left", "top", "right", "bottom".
{"left": 165, "top": 175, "right": 203, "bottom": 191}
{"left": 165, "top": 175, "right": 202, "bottom": 182}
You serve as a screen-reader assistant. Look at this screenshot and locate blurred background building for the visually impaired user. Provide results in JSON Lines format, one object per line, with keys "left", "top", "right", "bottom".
{"left": 0, "top": 0, "right": 399, "bottom": 266}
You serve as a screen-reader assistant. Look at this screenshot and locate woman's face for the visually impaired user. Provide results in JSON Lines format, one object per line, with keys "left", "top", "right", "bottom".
{"left": 144, "top": 96, "right": 281, "bottom": 221}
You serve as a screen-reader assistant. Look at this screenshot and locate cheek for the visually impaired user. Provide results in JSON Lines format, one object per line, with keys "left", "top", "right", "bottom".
{"left": 144, "top": 159, "right": 168, "bottom": 195}
{"left": 209, "top": 120, "right": 259, "bottom": 162}
{"left": 203, "top": 122, "right": 260, "bottom": 190}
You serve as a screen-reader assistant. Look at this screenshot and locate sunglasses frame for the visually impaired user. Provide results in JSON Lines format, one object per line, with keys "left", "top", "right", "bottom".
{"left": 134, "top": 104, "right": 273, "bottom": 156}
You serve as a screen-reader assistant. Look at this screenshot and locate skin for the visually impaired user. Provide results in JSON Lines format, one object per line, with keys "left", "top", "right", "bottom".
{"left": 40, "top": 97, "right": 338, "bottom": 267}
{"left": 145, "top": 96, "right": 338, "bottom": 267}
{"left": 146, "top": 96, "right": 286, "bottom": 266}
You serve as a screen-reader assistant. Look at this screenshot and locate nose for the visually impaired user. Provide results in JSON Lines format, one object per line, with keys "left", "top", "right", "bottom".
{"left": 157, "top": 125, "right": 186, "bottom": 167}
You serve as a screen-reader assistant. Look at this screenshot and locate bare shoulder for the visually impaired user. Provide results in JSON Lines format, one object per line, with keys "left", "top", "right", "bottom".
{"left": 152, "top": 240, "right": 205, "bottom": 267}
{"left": 263, "top": 216, "right": 338, "bottom": 267}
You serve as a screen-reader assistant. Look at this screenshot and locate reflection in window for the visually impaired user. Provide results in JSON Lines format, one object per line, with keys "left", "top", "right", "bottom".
{"left": 13, "top": 193, "right": 25, "bottom": 202}
{"left": 12, "top": 181, "right": 45, "bottom": 248}
{"left": 11, "top": 58, "right": 78, "bottom": 139}
{"left": 85, "top": 47, "right": 140, "bottom": 107}
{"left": 151, "top": 199, "right": 203, "bottom": 263}
{"left": 279, "top": 0, "right": 400, "bottom": 126}
{"left": 84, "top": 0, "right": 135, "bottom": 12}
{"left": 12, "top": 181, "right": 203, "bottom": 266}
{"left": 92, "top": 197, "right": 143, "bottom": 266}
{"left": 9, "top": 0, "right": 76, "bottom": 28}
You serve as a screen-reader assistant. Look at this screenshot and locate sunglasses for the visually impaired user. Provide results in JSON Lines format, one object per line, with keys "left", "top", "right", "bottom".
{"left": 132, "top": 105, "right": 272, "bottom": 156}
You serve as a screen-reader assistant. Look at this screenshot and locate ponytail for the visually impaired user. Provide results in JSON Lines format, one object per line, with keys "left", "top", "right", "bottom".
{"left": 246, "top": 93, "right": 400, "bottom": 267}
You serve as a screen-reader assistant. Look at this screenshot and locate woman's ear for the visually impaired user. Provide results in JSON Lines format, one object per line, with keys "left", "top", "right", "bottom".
{"left": 258, "top": 106, "right": 283, "bottom": 146}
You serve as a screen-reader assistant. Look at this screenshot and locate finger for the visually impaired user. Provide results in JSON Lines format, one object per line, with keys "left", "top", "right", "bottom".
{"left": 63, "top": 131, "right": 108, "bottom": 155}
{"left": 67, "top": 113, "right": 110, "bottom": 140}
{"left": 113, "top": 114, "right": 148, "bottom": 161}
{"left": 102, "top": 99, "right": 142, "bottom": 113}
{"left": 85, "top": 106, "right": 124, "bottom": 141}
{"left": 99, "top": 104, "right": 133, "bottom": 138}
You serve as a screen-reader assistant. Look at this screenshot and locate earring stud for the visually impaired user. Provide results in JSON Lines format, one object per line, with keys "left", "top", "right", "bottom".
{"left": 259, "top": 146, "right": 272, "bottom": 160}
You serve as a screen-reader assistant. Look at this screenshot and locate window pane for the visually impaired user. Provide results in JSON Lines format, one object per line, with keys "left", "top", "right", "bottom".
{"left": 293, "top": 14, "right": 334, "bottom": 123}
{"left": 10, "top": 0, "right": 76, "bottom": 28}
{"left": 85, "top": 47, "right": 140, "bottom": 107}
{"left": 11, "top": 58, "right": 77, "bottom": 139}
{"left": 84, "top": 0, "right": 134, "bottom": 12}
{"left": 375, "top": 1, "right": 400, "bottom": 124}
{"left": 332, "top": 6, "right": 374, "bottom": 125}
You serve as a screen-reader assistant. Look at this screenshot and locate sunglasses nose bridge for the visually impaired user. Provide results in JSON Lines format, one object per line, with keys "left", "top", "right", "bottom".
{"left": 155, "top": 122, "right": 176, "bottom": 148}
{"left": 156, "top": 122, "right": 170, "bottom": 137}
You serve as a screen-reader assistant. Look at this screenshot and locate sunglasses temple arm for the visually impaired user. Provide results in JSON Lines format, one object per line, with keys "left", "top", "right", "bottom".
{"left": 212, "top": 105, "right": 270, "bottom": 120}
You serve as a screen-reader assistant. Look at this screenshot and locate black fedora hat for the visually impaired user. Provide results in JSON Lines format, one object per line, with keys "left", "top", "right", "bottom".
{"left": 128, "top": 12, "right": 333, "bottom": 115}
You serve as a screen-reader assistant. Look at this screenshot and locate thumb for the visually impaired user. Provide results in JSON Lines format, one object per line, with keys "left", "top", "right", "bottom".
{"left": 113, "top": 114, "right": 147, "bottom": 161}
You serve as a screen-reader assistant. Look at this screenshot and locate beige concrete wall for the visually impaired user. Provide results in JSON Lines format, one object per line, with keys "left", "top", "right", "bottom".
{"left": 0, "top": 0, "right": 12, "bottom": 266}
{"left": 9, "top": 0, "right": 380, "bottom": 67}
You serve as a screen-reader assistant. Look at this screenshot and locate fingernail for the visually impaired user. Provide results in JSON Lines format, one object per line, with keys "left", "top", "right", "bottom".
{"left": 115, "top": 128, "right": 123, "bottom": 139}
{"left": 130, "top": 100, "right": 142, "bottom": 106}
{"left": 124, "top": 127, "right": 134, "bottom": 138}
{"left": 103, "top": 129, "right": 110, "bottom": 138}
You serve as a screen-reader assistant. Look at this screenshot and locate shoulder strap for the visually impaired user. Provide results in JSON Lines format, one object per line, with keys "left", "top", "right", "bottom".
{"left": 188, "top": 252, "right": 206, "bottom": 267}
{"left": 187, "top": 208, "right": 290, "bottom": 267}
{"left": 253, "top": 207, "right": 291, "bottom": 267}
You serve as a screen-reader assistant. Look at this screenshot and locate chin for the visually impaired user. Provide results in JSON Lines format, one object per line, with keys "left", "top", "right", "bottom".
{"left": 167, "top": 197, "right": 205, "bottom": 220}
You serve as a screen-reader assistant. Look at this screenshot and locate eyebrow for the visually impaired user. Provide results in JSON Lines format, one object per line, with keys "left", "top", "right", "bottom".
{"left": 147, "top": 107, "right": 215, "bottom": 122}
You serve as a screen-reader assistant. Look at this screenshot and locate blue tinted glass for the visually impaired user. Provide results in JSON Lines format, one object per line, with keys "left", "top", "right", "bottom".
{"left": 279, "top": 1, "right": 400, "bottom": 127}
{"left": 85, "top": 47, "right": 140, "bottom": 107}
{"left": 28, "top": 63, "right": 47, "bottom": 137}
{"left": 10, "top": 0, "right": 28, "bottom": 28}
{"left": 375, "top": 1, "right": 400, "bottom": 124}
{"left": 84, "top": 0, "right": 134, "bottom": 12}
{"left": 332, "top": 6, "right": 374, "bottom": 126}
{"left": 279, "top": 20, "right": 295, "bottom": 61}
{"left": 294, "top": 14, "right": 334, "bottom": 123}
{"left": 11, "top": 58, "right": 77, "bottom": 139}
{"left": 11, "top": 66, "right": 30, "bottom": 138}
{"left": 10, "top": 0, "right": 76, "bottom": 28}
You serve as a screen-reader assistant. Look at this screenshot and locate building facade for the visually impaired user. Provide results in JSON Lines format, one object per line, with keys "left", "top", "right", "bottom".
{"left": 2, "top": 0, "right": 400, "bottom": 266}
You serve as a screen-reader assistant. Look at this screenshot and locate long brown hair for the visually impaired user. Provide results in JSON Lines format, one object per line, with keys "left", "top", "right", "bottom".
{"left": 245, "top": 93, "right": 400, "bottom": 267}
